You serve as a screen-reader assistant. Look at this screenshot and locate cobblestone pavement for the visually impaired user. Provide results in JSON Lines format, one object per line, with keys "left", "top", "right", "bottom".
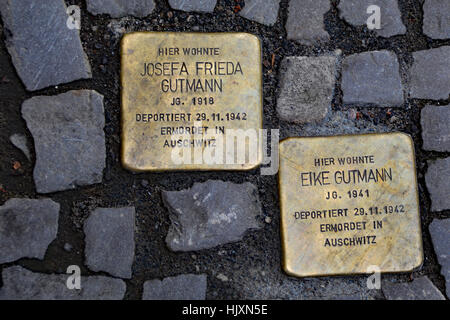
{"left": 0, "top": 0, "right": 448, "bottom": 300}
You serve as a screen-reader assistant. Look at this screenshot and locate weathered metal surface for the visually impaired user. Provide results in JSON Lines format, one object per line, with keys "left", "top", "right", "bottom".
{"left": 121, "top": 32, "right": 263, "bottom": 171}
{"left": 279, "top": 133, "right": 423, "bottom": 277}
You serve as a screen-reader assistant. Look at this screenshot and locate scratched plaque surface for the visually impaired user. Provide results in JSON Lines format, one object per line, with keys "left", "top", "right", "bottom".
{"left": 279, "top": 133, "right": 423, "bottom": 277}
{"left": 121, "top": 32, "right": 263, "bottom": 171}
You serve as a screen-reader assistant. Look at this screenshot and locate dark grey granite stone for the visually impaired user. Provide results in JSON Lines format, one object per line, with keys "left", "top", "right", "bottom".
{"left": 341, "top": 50, "right": 404, "bottom": 107}
{"left": 84, "top": 207, "right": 135, "bottom": 279}
{"left": 64, "top": 243, "right": 73, "bottom": 252}
{"left": 168, "top": 0, "right": 216, "bottom": 13}
{"left": 231, "top": 269, "right": 376, "bottom": 299}
{"left": 163, "top": 180, "right": 262, "bottom": 251}
{"left": 9, "top": 134, "right": 31, "bottom": 161}
{"left": 239, "top": 0, "right": 280, "bottom": 26}
{"left": 277, "top": 55, "right": 337, "bottom": 124}
{"left": 423, "top": 0, "right": 450, "bottom": 39}
{"left": 22, "top": 90, "right": 105, "bottom": 194}
{"left": 425, "top": 157, "right": 450, "bottom": 212}
{"left": 382, "top": 277, "right": 445, "bottom": 300}
{"left": 0, "top": 266, "right": 125, "bottom": 300}
{"left": 286, "top": 0, "right": 330, "bottom": 45}
{"left": 338, "top": 0, "right": 406, "bottom": 37}
{"left": 409, "top": 46, "right": 450, "bottom": 100}
{"left": 0, "top": 0, "right": 91, "bottom": 91}
{"left": 421, "top": 104, "right": 450, "bottom": 152}
{"left": 0, "top": 198, "right": 59, "bottom": 264}
{"left": 142, "top": 274, "right": 207, "bottom": 300}
{"left": 86, "top": 0, "right": 155, "bottom": 18}
{"left": 429, "top": 219, "right": 450, "bottom": 297}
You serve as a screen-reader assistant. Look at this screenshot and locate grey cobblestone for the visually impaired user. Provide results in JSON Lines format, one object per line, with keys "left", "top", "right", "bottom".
{"left": 382, "top": 277, "right": 445, "bottom": 300}
{"left": 22, "top": 90, "right": 106, "bottom": 194}
{"left": 239, "top": 0, "right": 280, "bottom": 26}
{"left": 338, "top": 0, "right": 406, "bottom": 37}
{"left": 425, "top": 157, "right": 450, "bottom": 212}
{"left": 9, "top": 134, "right": 31, "bottom": 161}
{"left": 423, "top": 0, "right": 450, "bottom": 39}
{"left": 0, "top": 0, "right": 91, "bottom": 91}
{"left": 84, "top": 207, "right": 136, "bottom": 279}
{"left": 341, "top": 51, "right": 404, "bottom": 107}
{"left": 0, "top": 266, "right": 125, "bottom": 300}
{"left": 0, "top": 198, "right": 59, "bottom": 264}
{"left": 143, "top": 274, "right": 207, "bottom": 300}
{"left": 286, "top": 0, "right": 330, "bottom": 45}
{"left": 169, "top": 0, "right": 217, "bottom": 13}
{"left": 277, "top": 55, "right": 337, "bottom": 124}
{"left": 421, "top": 104, "right": 450, "bottom": 152}
{"left": 409, "top": 46, "right": 450, "bottom": 100}
{"left": 86, "top": 0, "right": 156, "bottom": 18}
{"left": 163, "top": 180, "right": 262, "bottom": 251}
{"left": 429, "top": 219, "right": 450, "bottom": 298}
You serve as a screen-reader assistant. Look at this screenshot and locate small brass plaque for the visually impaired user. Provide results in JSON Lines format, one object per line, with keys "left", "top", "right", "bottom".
{"left": 121, "top": 32, "right": 263, "bottom": 171}
{"left": 279, "top": 133, "right": 423, "bottom": 277}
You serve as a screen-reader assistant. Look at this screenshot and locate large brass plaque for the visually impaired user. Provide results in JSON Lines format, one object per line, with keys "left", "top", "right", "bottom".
{"left": 279, "top": 133, "right": 423, "bottom": 277}
{"left": 121, "top": 32, "right": 263, "bottom": 171}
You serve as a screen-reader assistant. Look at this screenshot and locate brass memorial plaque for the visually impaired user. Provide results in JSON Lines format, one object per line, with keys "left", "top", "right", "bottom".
{"left": 121, "top": 32, "right": 263, "bottom": 171}
{"left": 279, "top": 133, "right": 423, "bottom": 277}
